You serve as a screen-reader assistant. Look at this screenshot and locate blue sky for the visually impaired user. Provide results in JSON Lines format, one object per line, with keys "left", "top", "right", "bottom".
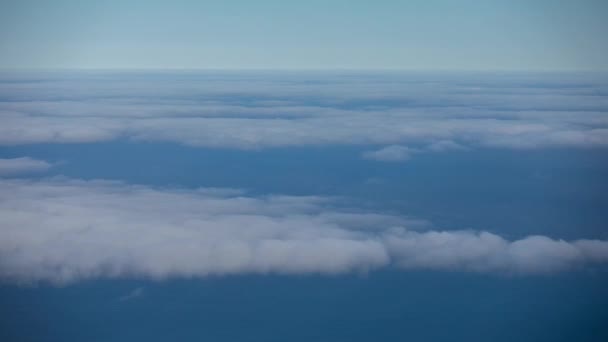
{"left": 1, "top": 0, "right": 607, "bottom": 70}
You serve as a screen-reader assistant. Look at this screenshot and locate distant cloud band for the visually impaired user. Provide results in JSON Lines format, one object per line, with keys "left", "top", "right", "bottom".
{"left": 1, "top": 72, "right": 607, "bottom": 150}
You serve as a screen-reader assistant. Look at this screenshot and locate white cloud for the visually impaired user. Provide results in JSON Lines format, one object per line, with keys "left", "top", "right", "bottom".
{"left": 384, "top": 230, "right": 604, "bottom": 274}
{"left": 362, "top": 140, "right": 468, "bottom": 163}
{"left": 0, "top": 157, "right": 52, "bottom": 176}
{"left": 363, "top": 145, "right": 415, "bottom": 162}
{"left": 425, "top": 140, "right": 468, "bottom": 152}
{"left": 0, "top": 177, "right": 607, "bottom": 285}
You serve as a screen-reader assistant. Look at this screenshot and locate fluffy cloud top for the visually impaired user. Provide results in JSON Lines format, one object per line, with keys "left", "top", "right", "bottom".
{"left": 1, "top": 177, "right": 607, "bottom": 285}
{"left": 0, "top": 71, "right": 607, "bottom": 149}
{"left": 0, "top": 157, "right": 52, "bottom": 176}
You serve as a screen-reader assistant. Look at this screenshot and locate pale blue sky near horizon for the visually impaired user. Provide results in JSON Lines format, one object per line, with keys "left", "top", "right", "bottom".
{"left": 0, "top": 0, "right": 607, "bottom": 70}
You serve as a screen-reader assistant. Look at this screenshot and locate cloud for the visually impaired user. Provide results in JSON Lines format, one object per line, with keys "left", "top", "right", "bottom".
{"left": 425, "top": 140, "right": 468, "bottom": 152}
{"left": 363, "top": 145, "right": 415, "bottom": 162}
{"left": 385, "top": 230, "right": 606, "bottom": 274}
{"left": 119, "top": 287, "right": 145, "bottom": 301}
{"left": 0, "top": 177, "right": 607, "bottom": 285}
{"left": 0, "top": 72, "right": 607, "bottom": 149}
{"left": 0, "top": 157, "right": 52, "bottom": 176}
{"left": 362, "top": 140, "right": 467, "bottom": 162}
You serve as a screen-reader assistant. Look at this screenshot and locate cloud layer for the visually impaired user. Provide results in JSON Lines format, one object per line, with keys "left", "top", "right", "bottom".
{"left": 1, "top": 177, "right": 607, "bottom": 284}
{"left": 1, "top": 71, "right": 607, "bottom": 150}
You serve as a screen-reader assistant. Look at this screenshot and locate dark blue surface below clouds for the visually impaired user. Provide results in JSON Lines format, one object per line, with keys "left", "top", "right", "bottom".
{"left": 2, "top": 272, "right": 608, "bottom": 342}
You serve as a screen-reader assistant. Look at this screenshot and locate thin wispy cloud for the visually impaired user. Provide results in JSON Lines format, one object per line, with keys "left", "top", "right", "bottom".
{"left": 362, "top": 141, "right": 467, "bottom": 162}
{"left": 363, "top": 145, "right": 414, "bottom": 162}
{"left": 0, "top": 157, "right": 52, "bottom": 176}
{"left": 118, "top": 287, "right": 145, "bottom": 301}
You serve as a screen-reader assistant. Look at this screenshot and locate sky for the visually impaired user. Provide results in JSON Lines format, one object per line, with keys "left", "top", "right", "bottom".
{"left": 0, "top": 0, "right": 607, "bottom": 70}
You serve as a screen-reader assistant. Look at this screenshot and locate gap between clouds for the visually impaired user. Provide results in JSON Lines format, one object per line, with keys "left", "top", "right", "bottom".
{"left": 1, "top": 176, "right": 607, "bottom": 285}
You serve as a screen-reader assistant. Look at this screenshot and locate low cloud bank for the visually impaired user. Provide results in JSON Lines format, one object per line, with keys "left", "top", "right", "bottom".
{"left": 1, "top": 178, "right": 607, "bottom": 284}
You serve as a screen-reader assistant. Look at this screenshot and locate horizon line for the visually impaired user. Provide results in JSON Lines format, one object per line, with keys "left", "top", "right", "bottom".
{"left": 1, "top": 67, "right": 607, "bottom": 74}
